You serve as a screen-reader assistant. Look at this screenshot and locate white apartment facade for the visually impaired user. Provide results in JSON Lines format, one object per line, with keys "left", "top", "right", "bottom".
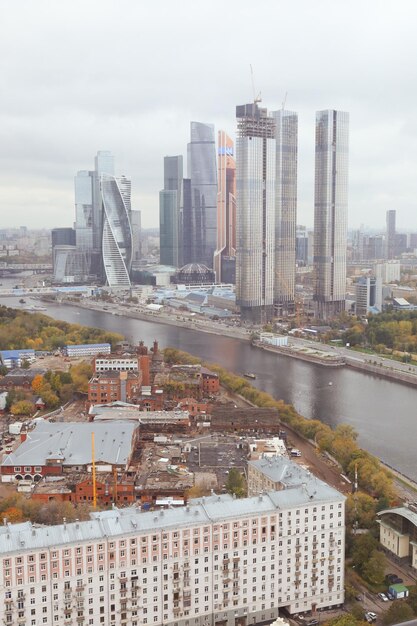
{"left": 94, "top": 356, "right": 140, "bottom": 373}
{"left": 0, "top": 478, "right": 345, "bottom": 626}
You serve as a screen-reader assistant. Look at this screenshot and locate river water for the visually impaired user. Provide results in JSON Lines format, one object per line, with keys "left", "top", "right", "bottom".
{"left": 1, "top": 294, "right": 417, "bottom": 481}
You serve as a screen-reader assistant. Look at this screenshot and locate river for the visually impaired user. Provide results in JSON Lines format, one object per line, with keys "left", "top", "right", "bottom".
{"left": 1, "top": 294, "right": 417, "bottom": 481}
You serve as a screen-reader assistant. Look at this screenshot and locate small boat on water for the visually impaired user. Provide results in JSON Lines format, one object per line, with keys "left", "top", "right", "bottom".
{"left": 244, "top": 372, "right": 256, "bottom": 379}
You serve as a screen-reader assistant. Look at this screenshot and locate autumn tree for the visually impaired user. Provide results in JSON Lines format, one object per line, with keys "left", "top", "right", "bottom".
{"left": 10, "top": 400, "right": 35, "bottom": 416}
{"left": 31, "top": 374, "right": 45, "bottom": 395}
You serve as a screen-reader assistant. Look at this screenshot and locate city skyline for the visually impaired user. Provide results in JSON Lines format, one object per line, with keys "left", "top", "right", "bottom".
{"left": 1, "top": 1, "right": 417, "bottom": 231}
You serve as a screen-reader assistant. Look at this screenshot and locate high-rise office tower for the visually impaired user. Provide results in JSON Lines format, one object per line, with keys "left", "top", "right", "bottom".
{"left": 188, "top": 122, "right": 217, "bottom": 267}
{"left": 235, "top": 103, "right": 276, "bottom": 323}
{"left": 131, "top": 210, "right": 141, "bottom": 265}
{"left": 101, "top": 173, "right": 132, "bottom": 287}
{"left": 272, "top": 109, "right": 298, "bottom": 313}
{"left": 313, "top": 110, "right": 349, "bottom": 320}
{"left": 386, "top": 210, "right": 396, "bottom": 259}
{"left": 159, "top": 156, "right": 183, "bottom": 267}
{"left": 74, "top": 151, "right": 116, "bottom": 280}
{"left": 214, "top": 131, "right": 236, "bottom": 283}
{"left": 182, "top": 178, "right": 193, "bottom": 266}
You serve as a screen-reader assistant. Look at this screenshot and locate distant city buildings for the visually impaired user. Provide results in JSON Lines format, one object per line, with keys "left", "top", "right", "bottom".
{"left": 386, "top": 209, "right": 396, "bottom": 259}
{"left": 159, "top": 155, "right": 183, "bottom": 267}
{"left": 313, "top": 110, "right": 349, "bottom": 320}
{"left": 52, "top": 151, "right": 138, "bottom": 287}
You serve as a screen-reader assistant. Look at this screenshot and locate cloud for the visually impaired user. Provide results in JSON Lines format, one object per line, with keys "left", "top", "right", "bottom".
{"left": 0, "top": 0, "right": 417, "bottom": 230}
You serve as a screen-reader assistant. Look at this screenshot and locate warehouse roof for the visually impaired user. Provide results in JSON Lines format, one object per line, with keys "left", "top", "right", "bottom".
{"left": 1, "top": 420, "right": 136, "bottom": 468}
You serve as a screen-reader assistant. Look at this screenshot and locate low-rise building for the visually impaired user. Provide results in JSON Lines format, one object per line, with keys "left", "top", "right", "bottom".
{"left": 248, "top": 456, "right": 310, "bottom": 496}
{"left": 0, "top": 368, "right": 45, "bottom": 390}
{"left": 0, "top": 420, "right": 138, "bottom": 482}
{"left": 93, "top": 355, "right": 140, "bottom": 373}
{"left": 378, "top": 504, "right": 417, "bottom": 570}
{"left": 88, "top": 371, "right": 142, "bottom": 405}
{"left": 0, "top": 463, "right": 345, "bottom": 626}
{"left": 64, "top": 343, "right": 111, "bottom": 357}
{"left": 0, "top": 349, "right": 35, "bottom": 369}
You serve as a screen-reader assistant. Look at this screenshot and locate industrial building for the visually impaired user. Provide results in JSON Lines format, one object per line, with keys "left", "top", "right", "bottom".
{"left": 0, "top": 459, "right": 345, "bottom": 626}
{"left": 0, "top": 420, "right": 138, "bottom": 482}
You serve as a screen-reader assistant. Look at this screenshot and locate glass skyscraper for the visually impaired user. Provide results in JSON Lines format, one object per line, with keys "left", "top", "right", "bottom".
{"left": 272, "top": 109, "right": 298, "bottom": 314}
{"left": 235, "top": 103, "right": 276, "bottom": 323}
{"left": 101, "top": 173, "right": 132, "bottom": 287}
{"left": 159, "top": 156, "right": 183, "bottom": 267}
{"left": 313, "top": 110, "right": 349, "bottom": 320}
{"left": 214, "top": 131, "right": 236, "bottom": 283}
{"left": 188, "top": 122, "right": 217, "bottom": 268}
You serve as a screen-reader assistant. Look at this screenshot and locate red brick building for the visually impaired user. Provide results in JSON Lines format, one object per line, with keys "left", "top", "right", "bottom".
{"left": 88, "top": 371, "right": 142, "bottom": 406}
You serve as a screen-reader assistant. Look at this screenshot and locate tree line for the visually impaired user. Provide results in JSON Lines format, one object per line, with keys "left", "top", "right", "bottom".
{"left": 0, "top": 305, "right": 123, "bottom": 351}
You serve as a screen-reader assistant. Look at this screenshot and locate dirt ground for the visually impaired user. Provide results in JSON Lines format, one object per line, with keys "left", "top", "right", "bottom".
{"left": 30, "top": 354, "right": 88, "bottom": 372}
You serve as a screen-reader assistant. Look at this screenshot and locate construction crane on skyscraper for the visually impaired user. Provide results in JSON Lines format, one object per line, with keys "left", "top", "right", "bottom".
{"left": 250, "top": 64, "right": 262, "bottom": 104}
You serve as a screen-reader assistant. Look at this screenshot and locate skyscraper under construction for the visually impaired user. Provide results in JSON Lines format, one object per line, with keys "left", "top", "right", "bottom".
{"left": 235, "top": 103, "right": 276, "bottom": 323}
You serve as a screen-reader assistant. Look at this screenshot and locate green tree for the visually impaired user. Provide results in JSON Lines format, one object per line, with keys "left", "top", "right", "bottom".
{"left": 362, "top": 549, "right": 386, "bottom": 585}
{"left": 327, "top": 614, "right": 362, "bottom": 626}
{"left": 346, "top": 492, "right": 378, "bottom": 529}
{"left": 383, "top": 601, "right": 414, "bottom": 625}
{"left": 0, "top": 365, "right": 8, "bottom": 376}
{"left": 351, "top": 533, "right": 378, "bottom": 570}
{"left": 225, "top": 468, "right": 246, "bottom": 498}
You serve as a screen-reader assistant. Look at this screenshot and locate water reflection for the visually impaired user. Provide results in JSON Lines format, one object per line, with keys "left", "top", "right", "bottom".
{"left": 1, "top": 297, "right": 417, "bottom": 480}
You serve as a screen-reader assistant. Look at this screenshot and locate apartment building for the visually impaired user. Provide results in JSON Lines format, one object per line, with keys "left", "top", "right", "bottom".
{"left": 0, "top": 463, "right": 345, "bottom": 626}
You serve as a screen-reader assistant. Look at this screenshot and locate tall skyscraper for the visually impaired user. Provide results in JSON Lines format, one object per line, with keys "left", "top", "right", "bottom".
{"left": 272, "top": 109, "right": 298, "bottom": 313}
{"left": 214, "top": 131, "right": 236, "bottom": 283}
{"left": 313, "top": 110, "right": 349, "bottom": 320}
{"left": 188, "top": 122, "right": 217, "bottom": 268}
{"left": 131, "top": 210, "right": 142, "bottom": 265}
{"left": 159, "top": 156, "right": 183, "bottom": 267}
{"left": 235, "top": 103, "right": 276, "bottom": 323}
{"left": 101, "top": 173, "right": 132, "bottom": 287}
{"left": 386, "top": 209, "right": 396, "bottom": 259}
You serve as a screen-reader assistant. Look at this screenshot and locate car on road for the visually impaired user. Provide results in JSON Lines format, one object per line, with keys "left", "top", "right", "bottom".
{"left": 355, "top": 595, "right": 363, "bottom": 601}
{"left": 386, "top": 592, "right": 395, "bottom": 601}
{"left": 365, "top": 612, "right": 377, "bottom": 623}
{"left": 307, "top": 620, "right": 319, "bottom": 626}
{"left": 378, "top": 592, "right": 389, "bottom": 602}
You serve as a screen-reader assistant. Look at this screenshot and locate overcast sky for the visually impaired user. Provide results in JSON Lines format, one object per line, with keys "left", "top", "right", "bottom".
{"left": 1, "top": 0, "right": 417, "bottom": 231}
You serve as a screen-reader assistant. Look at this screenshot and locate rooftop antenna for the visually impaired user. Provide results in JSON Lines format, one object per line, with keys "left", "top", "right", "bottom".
{"left": 250, "top": 64, "right": 262, "bottom": 104}
{"left": 282, "top": 91, "right": 288, "bottom": 110}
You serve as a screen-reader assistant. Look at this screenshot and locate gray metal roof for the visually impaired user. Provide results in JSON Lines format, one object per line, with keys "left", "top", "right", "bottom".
{"left": 1, "top": 420, "right": 136, "bottom": 468}
{"left": 0, "top": 480, "right": 345, "bottom": 556}
{"left": 378, "top": 506, "right": 417, "bottom": 528}
{"left": 250, "top": 456, "right": 317, "bottom": 486}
